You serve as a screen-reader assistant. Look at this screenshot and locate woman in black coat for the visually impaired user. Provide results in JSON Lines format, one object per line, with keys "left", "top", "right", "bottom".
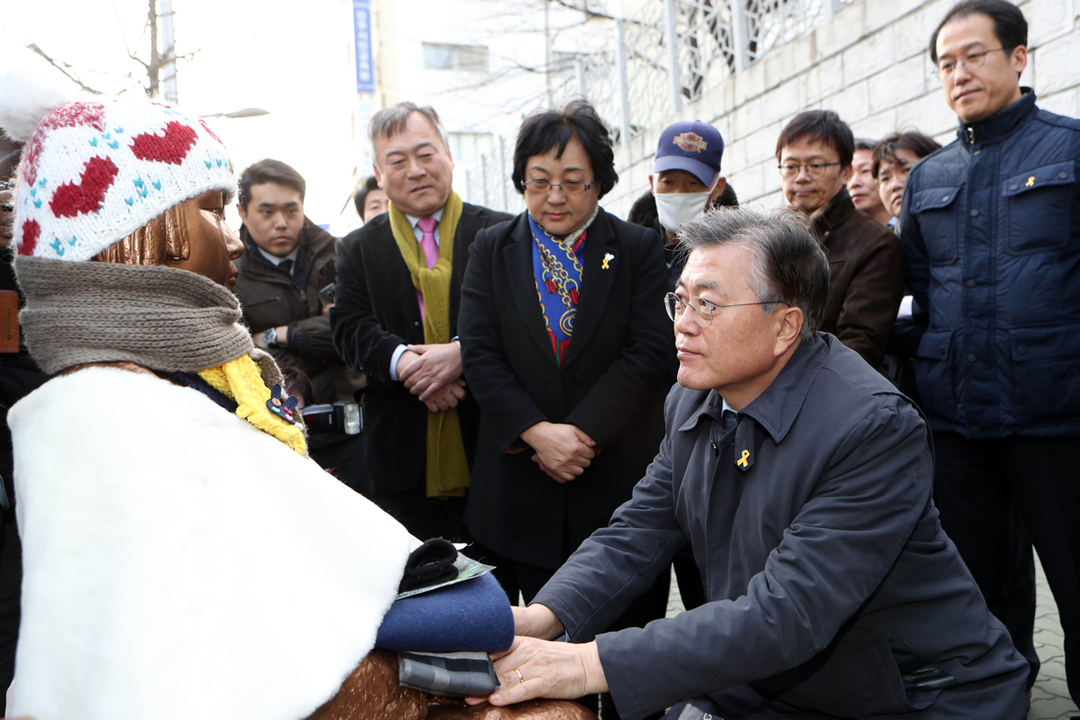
{"left": 459, "top": 101, "right": 672, "bottom": 620}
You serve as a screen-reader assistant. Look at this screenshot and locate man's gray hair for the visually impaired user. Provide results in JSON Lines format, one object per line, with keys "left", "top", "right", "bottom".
{"left": 678, "top": 206, "right": 830, "bottom": 341}
{"left": 368, "top": 103, "right": 450, "bottom": 169}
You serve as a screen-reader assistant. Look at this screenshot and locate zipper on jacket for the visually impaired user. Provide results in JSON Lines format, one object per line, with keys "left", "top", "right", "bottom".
{"left": 967, "top": 126, "right": 975, "bottom": 144}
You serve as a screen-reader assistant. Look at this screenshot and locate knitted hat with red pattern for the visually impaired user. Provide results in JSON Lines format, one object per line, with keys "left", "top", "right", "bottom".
{"left": 0, "top": 72, "right": 235, "bottom": 262}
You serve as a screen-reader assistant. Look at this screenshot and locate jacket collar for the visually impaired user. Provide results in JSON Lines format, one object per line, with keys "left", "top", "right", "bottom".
{"left": 239, "top": 218, "right": 336, "bottom": 292}
{"left": 810, "top": 187, "right": 854, "bottom": 239}
{"left": 677, "top": 333, "right": 829, "bottom": 444}
{"left": 503, "top": 207, "right": 620, "bottom": 368}
{"left": 956, "top": 88, "right": 1037, "bottom": 147}
{"left": 239, "top": 218, "right": 333, "bottom": 270}
{"left": 562, "top": 207, "right": 619, "bottom": 367}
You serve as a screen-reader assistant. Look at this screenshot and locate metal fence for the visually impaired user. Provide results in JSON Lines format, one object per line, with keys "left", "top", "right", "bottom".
{"left": 462, "top": 134, "right": 526, "bottom": 216}
{"left": 461, "top": 0, "right": 852, "bottom": 211}
{"left": 609, "top": 0, "right": 853, "bottom": 139}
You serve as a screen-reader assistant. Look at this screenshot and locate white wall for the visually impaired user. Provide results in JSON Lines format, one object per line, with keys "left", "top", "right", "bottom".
{"left": 602, "top": 0, "right": 1080, "bottom": 219}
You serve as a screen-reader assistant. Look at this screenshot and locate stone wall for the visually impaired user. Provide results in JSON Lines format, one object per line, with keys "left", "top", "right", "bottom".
{"left": 604, "top": 0, "right": 1080, "bottom": 217}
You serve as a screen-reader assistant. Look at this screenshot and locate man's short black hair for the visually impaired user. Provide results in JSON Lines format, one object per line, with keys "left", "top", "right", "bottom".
{"left": 775, "top": 110, "right": 855, "bottom": 168}
{"left": 871, "top": 131, "right": 943, "bottom": 178}
{"left": 854, "top": 138, "right": 878, "bottom": 152}
{"left": 679, "top": 206, "right": 830, "bottom": 341}
{"left": 512, "top": 100, "right": 618, "bottom": 200}
{"left": 710, "top": 182, "right": 738, "bottom": 209}
{"left": 929, "top": 0, "right": 1028, "bottom": 64}
{"left": 238, "top": 159, "right": 306, "bottom": 211}
{"left": 353, "top": 176, "right": 380, "bottom": 218}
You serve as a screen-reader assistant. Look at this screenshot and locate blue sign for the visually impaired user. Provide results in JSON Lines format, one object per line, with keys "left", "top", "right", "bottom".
{"left": 354, "top": 0, "right": 375, "bottom": 94}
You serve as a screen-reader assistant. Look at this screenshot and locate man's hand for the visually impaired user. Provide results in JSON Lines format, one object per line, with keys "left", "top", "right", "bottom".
{"left": 400, "top": 342, "right": 463, "bottom": 400}
{"left": 512, "top": 603, "right": 565, "bottom": 640}
{"left": 463, "top": 636, "right": 608, "bottom": 707}
{"left": 519, "top": 422, "right": 596, "bottom": 483}
{"left": 422, "top": 378, "right": 466, "bottom": 413}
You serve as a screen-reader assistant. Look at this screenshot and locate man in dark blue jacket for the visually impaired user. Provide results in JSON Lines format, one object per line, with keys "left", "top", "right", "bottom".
{"left": 901, "top": 0, "right": 1080, "bottom": 706}
{"left": 467, "top": 207, "right": 1028, "bottom": 720}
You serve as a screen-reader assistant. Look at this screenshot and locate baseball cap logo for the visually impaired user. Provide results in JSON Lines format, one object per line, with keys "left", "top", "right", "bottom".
{"left": 673, "top": 132, "right": 707, "bottom": 153}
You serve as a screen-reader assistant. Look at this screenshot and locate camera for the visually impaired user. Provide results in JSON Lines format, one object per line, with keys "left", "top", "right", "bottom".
{"left": 301, "top": 401, "right": 362, "bottom": 436}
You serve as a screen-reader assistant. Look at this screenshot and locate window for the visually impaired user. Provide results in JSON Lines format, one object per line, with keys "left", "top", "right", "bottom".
{"left": 447, "top": 133, "right": 494, "bottom": 164}
{"left": 422, "top": 43, "right": 489, "bottom": 72}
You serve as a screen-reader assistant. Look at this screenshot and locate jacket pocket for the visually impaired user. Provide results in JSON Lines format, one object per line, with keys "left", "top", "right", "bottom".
{"left": 1008, "top": 323, "right": 1080, "bottom": 421}
{"left": 1002, "top": 160, "right": 1075, "bottom": 254}
{"left": 915, "top": 329, "right": 956, "bottom": 417}
{"left": 910, "top": 186, "right": 961, "bottom": 265}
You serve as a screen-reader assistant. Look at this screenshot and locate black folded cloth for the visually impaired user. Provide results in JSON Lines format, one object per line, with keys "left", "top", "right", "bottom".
{"left": 398, "top": 651, "right": 498, "bottom": 697}
{"left": 398, "top": 538, "right": 459, "bottom": 593}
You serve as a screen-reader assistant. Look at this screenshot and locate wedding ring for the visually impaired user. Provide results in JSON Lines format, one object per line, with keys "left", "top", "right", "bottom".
{"left": 514, "top": 668, "right": 525, "bottom": 685}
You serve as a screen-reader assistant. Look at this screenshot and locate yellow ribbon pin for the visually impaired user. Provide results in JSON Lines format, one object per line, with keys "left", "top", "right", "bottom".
{"left": 737, "top": 449, "right": 750, "bottom": 468}
{"left": 1026, "top": 176, "right": 1035, "bottom": 187}
{"left": 602, "top": 253, "right": 614, "bottom": 270}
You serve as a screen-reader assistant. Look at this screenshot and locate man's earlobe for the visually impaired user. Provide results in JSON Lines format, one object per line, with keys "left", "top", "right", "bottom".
{"left": 1011, "top": 45, "right": 1029, "bottom": 75}
{"left": 775, "top": 306, "right": 804, "bottom": 355}
{"left": 708, "top": 177, "right": 728, "bottom": 204}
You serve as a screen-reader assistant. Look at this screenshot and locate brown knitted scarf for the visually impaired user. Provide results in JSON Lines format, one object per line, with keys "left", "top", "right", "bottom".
{"left": 15, "top": 256, "right": 277, "bottom": 383}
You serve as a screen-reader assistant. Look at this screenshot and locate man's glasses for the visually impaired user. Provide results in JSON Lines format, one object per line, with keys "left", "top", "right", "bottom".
{"left": 937, "top": 47, "right": 1006, "bottom": 78}
{"left": 777, "top": 162, "right": 841, "bottom": 180}
{"left": 664, "top": 292, "right": 780, "bottom": 328}
{"left": 521, "top": 178, "right": 595, "bottom": 195}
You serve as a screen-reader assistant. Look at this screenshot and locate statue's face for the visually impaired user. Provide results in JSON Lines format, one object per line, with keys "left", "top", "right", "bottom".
{"left": 168, "top": 191, "right": 244, "bottom": 289}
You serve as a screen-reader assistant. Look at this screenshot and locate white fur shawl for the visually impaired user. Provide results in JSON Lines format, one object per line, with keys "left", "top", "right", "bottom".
{"left": 8, "top": 367, "right": 417, "bottom": 719}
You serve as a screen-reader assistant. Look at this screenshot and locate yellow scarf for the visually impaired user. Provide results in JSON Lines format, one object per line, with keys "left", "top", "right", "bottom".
{"left": 388, "top": 191, "right": 470, "bottom": 498}
{"left": 198, "top": 355, "right": 308, "bottom": 457}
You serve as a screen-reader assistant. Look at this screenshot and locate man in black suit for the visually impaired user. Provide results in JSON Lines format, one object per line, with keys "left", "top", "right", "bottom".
{"left": 331, "top": 103, "right": 511, "bottom": 541}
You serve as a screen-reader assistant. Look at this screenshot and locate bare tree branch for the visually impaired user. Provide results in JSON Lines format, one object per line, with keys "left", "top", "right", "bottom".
{"left": 550, "top": 0, "right": 616, "bottom": 21}
{"left": 24, "top": 44, "right": 104, "bottom": 95}
{"left": 146, "top": 0, "right": 160, "bottom": 97}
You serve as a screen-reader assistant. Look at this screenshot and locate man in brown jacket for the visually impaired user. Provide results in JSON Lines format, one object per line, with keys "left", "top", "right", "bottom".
{"left": 233, "top": 159, "right": 366, "bottom": 483}
{"left": 776, "top": 110, "right": 904, "bottom": 367}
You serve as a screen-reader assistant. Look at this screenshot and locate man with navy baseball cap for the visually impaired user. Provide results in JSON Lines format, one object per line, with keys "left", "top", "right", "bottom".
{"left": 651, "top": 120, "right": 727, "bottom": 239}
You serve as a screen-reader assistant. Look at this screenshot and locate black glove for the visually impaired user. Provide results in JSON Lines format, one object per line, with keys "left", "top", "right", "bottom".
{"left": 398, "top": 538, "right": 459, "bottom": 593}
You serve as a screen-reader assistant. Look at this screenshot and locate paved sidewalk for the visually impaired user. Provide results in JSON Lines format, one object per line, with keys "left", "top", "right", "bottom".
{"left": 664, "top": 554, "right": 1077, "bottom": 719}
{"left": 1029, "top": 554, "right": 1078, "bottom": 720}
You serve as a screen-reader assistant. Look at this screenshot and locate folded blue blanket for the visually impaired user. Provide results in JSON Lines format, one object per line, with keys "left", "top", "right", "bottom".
{"left": 376, "top": 571, "right": 514, "bottom": 652}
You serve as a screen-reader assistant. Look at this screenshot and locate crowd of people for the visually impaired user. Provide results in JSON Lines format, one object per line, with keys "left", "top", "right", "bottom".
{"left": 0, "top": 0, "right": 1077, "bottom": 718}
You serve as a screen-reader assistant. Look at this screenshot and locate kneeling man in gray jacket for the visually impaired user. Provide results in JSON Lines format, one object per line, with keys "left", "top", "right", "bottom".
{"left": 467, "top": 206, "right": 1028, "bottom": 720}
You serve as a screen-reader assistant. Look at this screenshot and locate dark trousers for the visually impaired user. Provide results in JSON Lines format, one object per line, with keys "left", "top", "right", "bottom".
{"left": 0, "top": 521, "right": 19, "bottom": 716}
{"left": 932, "top": 431, "right": 1080, "bottom": 705}
{"left": 366, "top": 490, "right": 471, "bottom": 544}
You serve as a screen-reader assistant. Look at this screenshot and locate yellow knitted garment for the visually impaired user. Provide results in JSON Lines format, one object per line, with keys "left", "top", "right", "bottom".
{"left": 197, "top": 355, "right": 307, "bottom": 456}
{"left": 388, "top": 190, "right": 470, "bottom": 498}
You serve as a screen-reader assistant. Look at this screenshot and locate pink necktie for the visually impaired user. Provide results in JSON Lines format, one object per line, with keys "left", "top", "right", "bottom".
{"left": 416, "top": 216, "right": 439, "bottom": 321}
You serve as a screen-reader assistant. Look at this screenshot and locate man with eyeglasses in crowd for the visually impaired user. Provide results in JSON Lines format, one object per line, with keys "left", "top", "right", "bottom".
{"left": 776, "top": 110, "right": 905, "bottom": 368}
{"left": 467, "top": 206, "right": 1028, "bottom": 720}
{"left": 901, "top": 0, "right": 1080, "bottom": 708}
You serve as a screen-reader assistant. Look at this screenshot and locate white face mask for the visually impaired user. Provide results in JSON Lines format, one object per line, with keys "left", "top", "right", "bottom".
{"left": 655, "top": 190, "right": 712, "bottom": 235}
